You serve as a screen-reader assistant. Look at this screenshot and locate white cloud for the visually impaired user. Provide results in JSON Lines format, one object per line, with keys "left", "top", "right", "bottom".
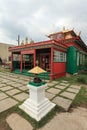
{"left": 0, "top": 0, "right": 87, "bottom": 45}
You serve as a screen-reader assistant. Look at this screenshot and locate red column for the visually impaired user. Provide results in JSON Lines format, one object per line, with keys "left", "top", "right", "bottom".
{"left": 20, "top": 54, "right": 23, "bottom": 72}
{"left": 11, "top": 53, "right": 13, "bottom": 72}
{"left": 50, "top": 47, "right": 54, "bottom": 80}
{"left": 34, "top": 49, "right": 36, "bottom": 67}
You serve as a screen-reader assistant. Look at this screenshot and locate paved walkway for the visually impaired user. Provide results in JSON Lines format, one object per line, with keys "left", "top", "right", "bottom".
{"left": 39, "top": 107, "right": 87, "bottom": 130}
{"left": 6, "top": 113, "right": 33, "bottom": 130}
{"left": 0, "top": 71, "right": 81, "bottom": 130}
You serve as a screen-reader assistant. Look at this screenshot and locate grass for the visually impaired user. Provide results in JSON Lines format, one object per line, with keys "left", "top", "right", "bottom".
{"left": 72, "top": 87, "right": 87, "bottom": 107}
{"left": 55, "top": 75, "right": 78, "bottom": 85}
{"left": 0, "top": 106, "right": 18, "bottom": 130}
{"left": 77, "top": 74, "right": 87, "bottom": 84}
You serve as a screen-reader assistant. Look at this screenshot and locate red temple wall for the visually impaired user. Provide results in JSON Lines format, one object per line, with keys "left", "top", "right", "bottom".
{"left": 52, "top": 62, "right": 66, "bottom": 79}
{"left": 53, "top": 62, "right": 66, "bottom": 73}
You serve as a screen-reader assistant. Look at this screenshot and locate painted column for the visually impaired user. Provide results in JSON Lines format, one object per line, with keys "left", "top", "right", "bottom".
{"left": 50, "top": 47, "right": 54, "bottom": 80}
{"left": 11, "top": 53, "right": 13, "bottom": 72}
{"left": 20, "top": 54, "right": 23, "bottom": 72}
{"left": 34, "top": 49, "right": 36, "bottom": 67}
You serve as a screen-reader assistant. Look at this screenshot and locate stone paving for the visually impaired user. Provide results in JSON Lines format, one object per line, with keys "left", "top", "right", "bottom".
{"left": 0, "top": 71, "right": 81, "bottom": 113}
{"left": 66, "top": 87, "right": 80, "bottom": 94}
{"left": 6, "top": 89, "right": 21, "bottom": 96}
{"left": 0, "top": 71, "right": 82, "bottom": 130}
{"left": 0, "top": 86, "right": 13, "bottom": 91}
{"left": 60, "top": 91, "right": 76, "bottom": 100}
{"left": 0, "top": 98, "right": 18, "bottom": 112}
{"left": 55, "top": 84, "right": 66, "bottom": 89}
{"left": 52, "top": 96, "right": 72, "bottom": 111}
{"left": 59, "top": 82, "right": 69, "bottom": 86}
{"left": 0, "top": 72, "right": 29, "bottom": 113}
{"left": 13, "top": 92, "right": 29, "bottom": 101}
{"left": 70, "top": 85, "right": 81, "bottom": 90}
{"left": 39, "top": 107, "right": 87, "bottom": 130}
{"left": 0, "top": 92, "right": 8, "bottom": 100}
{"left": 6, "top": 113, "right": 33, "bottom": 130}
{"left": 47, "top": 87, "right": 61, "bottom": 95}
{"left": 45, "top": 92, "right": 55, "bottom": 100}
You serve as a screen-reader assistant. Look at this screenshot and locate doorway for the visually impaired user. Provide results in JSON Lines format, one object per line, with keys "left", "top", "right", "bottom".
{"left": 40, "top": 53, "right": 50, "bottom": 71}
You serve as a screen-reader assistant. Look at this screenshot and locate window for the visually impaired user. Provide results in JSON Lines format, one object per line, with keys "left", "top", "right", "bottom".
{"left": 54, "top": 51, "right": 60, "bottom": 62}
{"left": 54, "top": 50, "right": 66, "bottom": 62}
{"left": 57, "top": 34, "right": 62, "bottom": 39}
{"left": 50, "top": 33, "right": 63, "bottom": 40}
{"left": 80, "top": 53, "right": 82, "bottom": 65}
{"left": 60, "top": 52, "right": 63, "bottom": 62}
{"left": 77, "top": 52, "right": 79, "bottom": 66}
{"left": 63, "top": 53, "right": 66, "bottom": 62}
{"left": 83, "top": 55, "right": 85, "bottom": 65}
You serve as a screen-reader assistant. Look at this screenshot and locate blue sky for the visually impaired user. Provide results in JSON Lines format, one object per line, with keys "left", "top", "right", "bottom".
{"left": 0, "top": 0, "right": 87, "bottom": 45}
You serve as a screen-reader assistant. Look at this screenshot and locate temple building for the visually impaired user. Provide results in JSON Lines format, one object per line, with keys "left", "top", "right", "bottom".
{"left": 9, "top": 28, "right": 87, "bottom": 80}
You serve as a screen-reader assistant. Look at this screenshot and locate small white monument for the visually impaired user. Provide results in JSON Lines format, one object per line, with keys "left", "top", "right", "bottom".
{"left": 19, "top": 66, "right": 56, "bottom": 121}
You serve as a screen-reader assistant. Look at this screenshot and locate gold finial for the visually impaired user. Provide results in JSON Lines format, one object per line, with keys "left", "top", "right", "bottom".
{"left": 21, "top": 40, "right": 24, "bottom": 45}
{"left": 25, "top": 36, "right": 28, "bottom": 44}
{"left": 63, "top": 26, "right": 65, "bottom": 31}
{"left": 78, "top": 31, "right": 81, "bottom": 36}
{"left": 30, "top": 38, "right": 34, "bottom": 44}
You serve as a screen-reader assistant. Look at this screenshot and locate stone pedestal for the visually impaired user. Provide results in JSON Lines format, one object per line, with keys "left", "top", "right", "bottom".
{"left": 19, "top": 83, "right": 55, "bottom": 121}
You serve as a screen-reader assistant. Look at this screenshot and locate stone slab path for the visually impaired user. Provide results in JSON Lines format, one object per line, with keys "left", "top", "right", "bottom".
{"left": 39, "top": 107, "right": 87, "bottom": 130}
{"left": 6, "top": 113, "right": 33, "bottom": 130}
{"left": 0, "top": 72, "right": 29, "bottom": 113}
{"left": 52, "top": 96, "right": 72, "bottom": 111}
{"left": 0, "top": 71, "right": 81, "bottom": 113}
{"left": 0, "top": 98, "right": 18, "bottom": 112}
{"left": 0, "top": 71, "right": 82, "bottom": 130}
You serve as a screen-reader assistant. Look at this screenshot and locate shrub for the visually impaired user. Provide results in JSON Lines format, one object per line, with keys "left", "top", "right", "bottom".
{"left": 78, "top": 75, "right": 87, "bottom": 84}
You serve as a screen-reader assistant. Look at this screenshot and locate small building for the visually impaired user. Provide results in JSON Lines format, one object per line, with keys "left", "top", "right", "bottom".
{"left": 9, "top": 29, "right": 87, "bottom": 80}
{"left": 0, "top": 43, "right": 14, "bottom": 63}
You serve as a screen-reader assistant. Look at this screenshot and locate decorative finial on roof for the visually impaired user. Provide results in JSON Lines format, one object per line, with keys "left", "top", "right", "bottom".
{"left": 30, "top": 38, "right": 34, "bottom": 44}
{"left": 63, "top": 26, "right": 65, "bottom": 31}
{"left": 78, "top": 31, "right": 81, "bottom": 36}
{"left": 21, "top": 40, "right": 24, "bottom": 45}
{"left": 25, "top": 36, "right": 28, "bottom": 44}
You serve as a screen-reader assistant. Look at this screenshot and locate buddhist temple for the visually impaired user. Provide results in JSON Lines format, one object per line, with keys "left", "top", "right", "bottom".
{"left": 9, "top": 28, "right": 87, "bottom": 80}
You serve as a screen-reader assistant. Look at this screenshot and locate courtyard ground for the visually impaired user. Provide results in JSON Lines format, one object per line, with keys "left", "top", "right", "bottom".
{"left": 0, "top": 71, "right": 87, "bottom": 130}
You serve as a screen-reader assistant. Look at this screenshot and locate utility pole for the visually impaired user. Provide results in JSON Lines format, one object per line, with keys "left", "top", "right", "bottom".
{"left": 17, "top": 35, "right": 20, "bottom": 46}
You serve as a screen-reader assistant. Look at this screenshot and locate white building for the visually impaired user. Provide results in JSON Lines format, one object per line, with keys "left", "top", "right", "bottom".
{"left": 0, "top": 43, "right": 14, "bottom": 63}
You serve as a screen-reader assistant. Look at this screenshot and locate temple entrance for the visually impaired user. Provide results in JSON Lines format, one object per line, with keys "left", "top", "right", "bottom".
{"left": 40, "top": 53, "right": 50, "bottom": 71}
